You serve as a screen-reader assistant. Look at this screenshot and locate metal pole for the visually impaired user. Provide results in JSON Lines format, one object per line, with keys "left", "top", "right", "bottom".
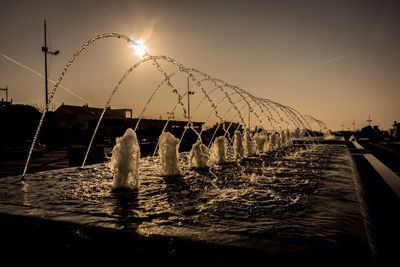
{"left": 0, "top": 85, "right": 7, "bottom": 101}
{"left": 187, "top": 74, "right": 194, "bottom": 122}
{"left": 42, "top": 20, "right": 49, "bottom": 107}
{"left": 187, "top": 74, "right": 190, "bottom": 122}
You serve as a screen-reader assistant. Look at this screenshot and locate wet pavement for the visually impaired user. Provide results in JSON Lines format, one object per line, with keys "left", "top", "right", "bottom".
{"left": 0, "top": 149, "right": 70, "bottom": 178}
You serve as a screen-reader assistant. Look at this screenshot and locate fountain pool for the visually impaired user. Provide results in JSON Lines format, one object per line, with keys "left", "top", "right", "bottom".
{"left": 0, "top": 144, "right": 371, "bottom": 265}
{"left": 4, "top": 32, "right": 372, "bottom": 265}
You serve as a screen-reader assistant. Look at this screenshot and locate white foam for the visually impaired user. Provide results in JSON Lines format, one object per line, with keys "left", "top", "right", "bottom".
{"left": 243, "top": 128, "right": 253, "bottom": 157}
{"left": 233, "top": 131, "right": 244, "bottom": 160}
{"left": 209, "top": 136, "right": 226, "bottom": 164}
{"left": 110, "top": 128, "right": 140, "bottom": 189}
{"left": 189, "top": 140, "right": 209, "bottom": 169}
{"left": 159, "top": 132, "right": 181, "bottom": 176}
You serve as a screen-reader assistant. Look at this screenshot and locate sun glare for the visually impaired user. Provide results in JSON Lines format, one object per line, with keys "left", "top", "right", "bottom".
{"left": 131, "top": 39, "right": 148, "bottom": 58}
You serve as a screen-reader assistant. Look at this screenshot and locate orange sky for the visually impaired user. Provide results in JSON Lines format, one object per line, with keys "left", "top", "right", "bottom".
{"left": 1, "top": 0, "right": 399, "bottom": 130}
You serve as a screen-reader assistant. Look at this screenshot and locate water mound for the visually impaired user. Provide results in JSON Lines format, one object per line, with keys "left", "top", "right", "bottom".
{"left": 110, "top": 128, "right": 140, "bottom": 189}
{"left": 159, "top": 132, "right": 181, "bottom": 176}
{"left": 189, "top": 140, "right": 209, "bottom": 169}
{"left": 209, "top": 136, "right": 227, "bottom": 164}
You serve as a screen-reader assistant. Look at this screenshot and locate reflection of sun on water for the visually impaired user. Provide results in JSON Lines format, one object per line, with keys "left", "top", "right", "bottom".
{"left": 22, "top": 180, "right": 31, "bottom": 206}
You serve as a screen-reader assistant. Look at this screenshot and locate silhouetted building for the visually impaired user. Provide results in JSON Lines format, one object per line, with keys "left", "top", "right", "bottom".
{"left": 360, "top": 125, "right": 384, "bottom": 141}
{"left": 390, "top": 121, "right": 400, "bottom": 139}
{"left": 50, "top": 103, "right": 205, "bottom": 163}
{"left": 43, "top": 103, "right": 130, "bottom": 146}
{"left": 0, "top": 103, "right": 41, "bottom": 160}
{"left": 54, "top": 103, "right": 132, "bottom": 128}
{"left": 1, "top": 101, "right": 208, "bottom": 164}
{"left": 201, "top": 122, "right": 242, "bottom": 146}
{"left": 0, "top": 99, "right": 12, "bottom": 108}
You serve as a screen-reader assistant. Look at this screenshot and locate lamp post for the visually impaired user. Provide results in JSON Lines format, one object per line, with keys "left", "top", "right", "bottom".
{"left": 42, "top": 19, "right": 59, "bottom": 108}
{"left": 187, "top": 74, "right": 194, "bottom": 122}
{"left": 0, "top": 85, "right": 7, "bottom": 101}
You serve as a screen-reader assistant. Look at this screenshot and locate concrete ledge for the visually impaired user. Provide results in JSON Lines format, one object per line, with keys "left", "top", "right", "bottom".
{"left": 352, "top": 140, "right": 365, "bottom": 150}
{"left": 363, "top": 154, "right": 400, "bottom": 199}
{"left": 351, "top": 154, "right": 400, "bottom": 265}
{"left": 350, "top": 140, "right": 400, "bottom": 199}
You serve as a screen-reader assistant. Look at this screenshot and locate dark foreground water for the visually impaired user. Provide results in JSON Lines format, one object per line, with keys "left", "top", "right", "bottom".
{"left": 0, "top": 144, "right": 371, "bottom": 264}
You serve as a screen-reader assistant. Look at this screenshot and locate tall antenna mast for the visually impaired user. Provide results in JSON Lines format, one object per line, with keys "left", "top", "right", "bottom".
{"left": 367, "top": 115, "right": 372, "bottom": 126}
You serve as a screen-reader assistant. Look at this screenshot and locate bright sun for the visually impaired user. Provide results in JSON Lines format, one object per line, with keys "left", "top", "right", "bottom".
{"left": 131, "top": 39, "right": 148, "bottom": 58}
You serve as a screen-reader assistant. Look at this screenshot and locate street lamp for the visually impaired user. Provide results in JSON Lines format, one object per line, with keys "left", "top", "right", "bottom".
{"left": 187, "top": 74, "right": 194, "bottom": 122}
{"left": 0, "top": 85, "right": 8, "bottom": 102}
{"left": 42, "top": 19, "right": 59, "bottom": 107}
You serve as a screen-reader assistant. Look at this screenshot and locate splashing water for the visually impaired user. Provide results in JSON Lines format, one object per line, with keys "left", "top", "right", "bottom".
{"left": 22, "top": 33, "right": 134, "bottom": 179}
{"left": 159, "top": 132, "right": 181, "bottom": 176}
{"left": 233, "top": 131, "right": 244, "bottom": 160}
{"left": 110, "top": 128, "right": 140, "bottom": 189}
{"left": 21, "top": 32, "right": 325, "bottom": 179}
{"left": 270, "top": 132, "right": 281, "bottom": 151}
{"left": 1, "top": 144, "right": 369, "bottom": 262}
{"left": 209, "top": 136, "right": 227, "bottom": 164}
{"left": 243, "top": 128, "right": 253, "bottom": 157}
{"left": 254, "top": 131, "right": 266, "bottom": 154}
{"left": 189, "top": 140, "right": 209, "bottom": 169}
{"left": 263, "top": 133, "right": 272, "bottom": 153}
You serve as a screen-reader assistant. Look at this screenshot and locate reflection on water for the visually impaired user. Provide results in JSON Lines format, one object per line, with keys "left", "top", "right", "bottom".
{"left": 0, "top": 145, "right": 366, "bottom": 249}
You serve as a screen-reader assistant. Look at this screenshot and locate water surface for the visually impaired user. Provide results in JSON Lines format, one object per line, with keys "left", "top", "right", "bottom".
{"left": 0, "top": 144, "right": 368, "bottom": 254}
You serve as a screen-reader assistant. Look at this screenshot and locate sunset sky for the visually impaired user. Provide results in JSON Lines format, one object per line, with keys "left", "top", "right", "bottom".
{"left": 1, "top": 0, "right": 399, "bottom": 130}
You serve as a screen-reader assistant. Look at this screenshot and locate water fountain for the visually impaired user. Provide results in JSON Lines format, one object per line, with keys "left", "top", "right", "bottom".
{"left": 243, "top": 128, "right": 253, "bottom": 157}
{"left": 233, "top": 130, "right": 244, "bottom": 160}
{"left": 110, "top": 128, "right": 140, "bottom": 189}
{"left": 209, "top": 136, "right": 227, "bottom": 164}
{"left": 0, "top": 33, "right": 374, "bottom": 265}
{"left": 254, "top": 130, "right": 266, "bottom": 154}
{"left": 159, "top": 131, "right": 181, "bottom": 176}
{"left": 189, "top": 140, "right": 209, "bottom": 169}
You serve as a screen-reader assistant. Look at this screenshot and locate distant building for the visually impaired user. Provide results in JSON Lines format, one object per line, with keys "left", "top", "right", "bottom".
{"left": 54, "top": 103, "right": 132, "bottom": 128}
{"left": 390, "top": 121, "right": 400, "bottom": 139}
{"left": 0, "top": 99, "right": 12, "bottom": 109}
{"left": 360, "top": 125, "right": 384, "bottom": 141}
{"left": 42, "top": 103, "right": 132, "bottom": 149}
{"left": 52, "top": 103, "right": 205, "bottom": 153}
{"left": 0, "top": 103, "right": 41, "bottom": 154}
{"left": 200, "top": 121, "right": 242, "bottom": 145}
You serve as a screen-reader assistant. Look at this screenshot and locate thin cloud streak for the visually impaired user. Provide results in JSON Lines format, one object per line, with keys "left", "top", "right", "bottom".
{"left": 1, "top": 53, "right": 90, "bottom": 105}
{"left": 315, "top": 52, "right": 359, "bottom": 66}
